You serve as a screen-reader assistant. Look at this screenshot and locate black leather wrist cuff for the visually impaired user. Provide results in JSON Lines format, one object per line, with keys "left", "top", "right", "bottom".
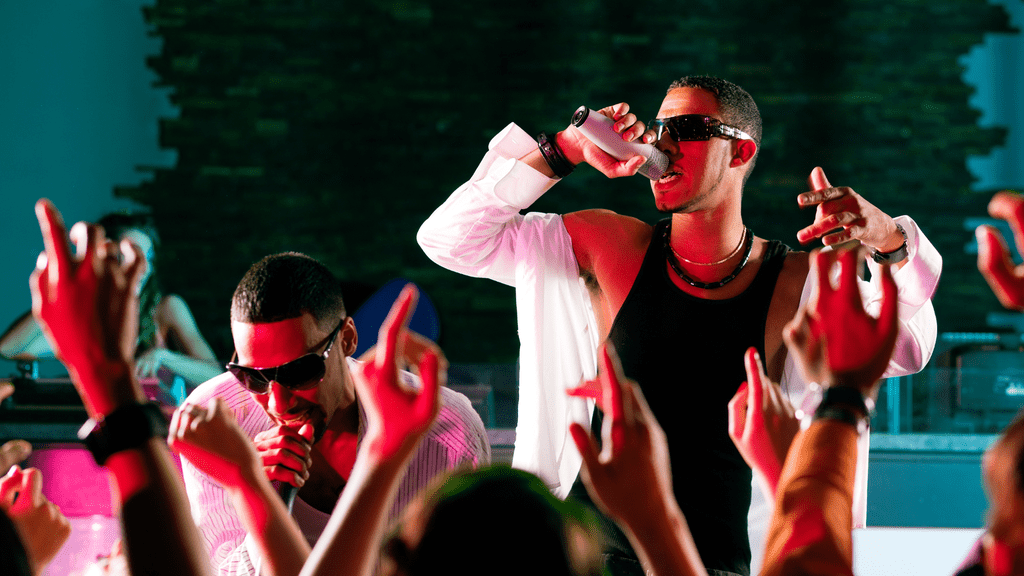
{"left": 817, "top": 385, "right": 874, "bottom": 415}
{"left": 537, "top": 132, "right": 575, "bottom": 178}
{"left": 814, "top": 386, "right": 872, "bottom": 433}
{"left": 813, "top": 405, "right": 870, "bottom": 434}
{"left": 78, "top": 402, "right": 169, "bottom": 466}
{"left": 872, "top": 222, "right": 908, "bottom": 264}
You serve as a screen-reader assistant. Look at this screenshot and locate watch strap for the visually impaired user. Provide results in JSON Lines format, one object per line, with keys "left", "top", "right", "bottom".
{"left": 78, "top": 402, "right": 169, "bottom": 466}
{"left": 813, "top": 386, "right": 872, "bottom": 434}
{"left": 871, "top": 223, "right": 908, "bottom": 264}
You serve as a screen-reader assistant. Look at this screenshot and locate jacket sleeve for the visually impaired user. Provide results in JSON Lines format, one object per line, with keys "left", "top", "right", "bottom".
{"left": 783, "top": 214, "right": 942, "bottom": 410}
{"left": 416, "top": 123, "right": 559, "bottom": 287}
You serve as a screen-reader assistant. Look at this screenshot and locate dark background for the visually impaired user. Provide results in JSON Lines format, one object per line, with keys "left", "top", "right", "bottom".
{"left": 114, "top": 0, "right": 1016, "bottom": 364}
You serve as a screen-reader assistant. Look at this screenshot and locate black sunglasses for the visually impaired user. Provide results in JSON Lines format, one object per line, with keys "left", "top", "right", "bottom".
{"left": 226, "top": 318, "right": 346, "bottom": 394}
{"left": 649, "top": 114, "right": 753, "bottom": 143}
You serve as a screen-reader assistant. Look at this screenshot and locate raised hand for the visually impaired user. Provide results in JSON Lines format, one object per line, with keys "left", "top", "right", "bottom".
{"left": 568, "top": 343, "right": 674, "bottom": 529}
{"left": 796, "top": 167, "right": 905, "bottom": 256}
{"left": 355, "top": 285, "right": 443, "bottom": 463}
{"left": 252, "top": 424, "right": 315, "bottom": 488}
{"left": 28, "top": 199, "right": 147, "bottom": 417}
{"left": 783, "top": 247, "right": 899, "bottom": 396}
{"left": 0, "top": 466, "right": 71, "bottom": 574}
{"left": 976, "top": 191, "right": 1024, "bottom": 311}
{"left": 727, "top": 348, "right": 801, "bottom": 498}
{"left": 556, "top": 102, "right": 648, "bottom": 179}
{"left": 169, "top": 399, "right": 265, "bottom": 491}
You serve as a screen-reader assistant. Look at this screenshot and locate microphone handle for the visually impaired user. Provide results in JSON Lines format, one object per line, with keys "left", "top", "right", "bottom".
{"left": 276, "top": 419, "right": 325, "bottom": 513}
{"left": 278, "top": 482, "right": 299, "bottom": 514}
{"left": 571, "top": 105, "right": 669, "bottom": 181}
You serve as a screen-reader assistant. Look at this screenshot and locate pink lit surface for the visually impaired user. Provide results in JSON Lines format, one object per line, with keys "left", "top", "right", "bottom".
{"left": 26, "top": 443, "right": 188, "bottom": 575}
{"left": 43, "top": 515, "right": 120, "bottom": 576}
{"left": 26, "top": 444, "right": 112, "bottom": 517}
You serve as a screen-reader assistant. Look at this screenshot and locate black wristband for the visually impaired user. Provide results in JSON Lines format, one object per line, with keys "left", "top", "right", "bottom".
{"left": 78, "top": 402, "right": 169, "bottom": 466}
{"left": 813, "top": 405, "right": 870, "bottom": 434}
{"left": 818, "top": 385, "right": 874, "bottom": 415}
{"left": 536, "top": 132, "right": 575, "bottom": 178}
{"left": 872, "top": 223, "right": 908, "bottom": 264}
{"left": 813, "top": 386, "right": 872, "bottom": 433}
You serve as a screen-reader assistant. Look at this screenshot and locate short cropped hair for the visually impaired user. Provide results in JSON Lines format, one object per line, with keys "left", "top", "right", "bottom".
{"left": 668, "top": 75, "right": 762, "bottom": 146}
{"left": 231, "top": 252, "right": 346, "bottom": 328}
{"left": 668, "top": 76, "right": 762, "bottom": 178}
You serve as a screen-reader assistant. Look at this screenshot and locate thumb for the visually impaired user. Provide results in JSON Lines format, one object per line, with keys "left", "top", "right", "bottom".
{"left": 809, "top": 166, "right": 831, "bottom": 191}
{"left": 298, "top": 422, "right": 315, "bottom": 443}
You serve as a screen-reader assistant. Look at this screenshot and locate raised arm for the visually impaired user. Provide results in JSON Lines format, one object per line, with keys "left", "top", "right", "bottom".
{"left": 977, "top": 191, "right": 1024, "bottom": 310}
{"left": 416, "top": 104, "right": 645, "bottom": 285}
{"left": 568, "top": 343, "right": 707, "bottom": 576}
{"left": 169, "top": 397, "right": 310, "bottom": 576}
{"left": 762, "top": 247, "right": 898, "bottom": 576}
{"left": 29, "top": 198, "right": 210, "bottom": 576}
{"left": 787, "top": 167, "right": 941, "bottom": 388}
{"left": 301, "top": 285, "right": 442, "bottom": 576}
{"left": 728, "top": 347, "right": 800, "bottom": 501}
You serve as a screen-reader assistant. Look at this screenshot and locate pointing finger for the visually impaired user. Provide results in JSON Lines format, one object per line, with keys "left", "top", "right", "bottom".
{"left": 35, "top": 199, "right": 71, "bottom": 286}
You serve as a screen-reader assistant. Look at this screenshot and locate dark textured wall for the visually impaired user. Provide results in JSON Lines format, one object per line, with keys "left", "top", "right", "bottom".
{"left": 117, "top": 0, "right": 1015, "bottom": 363}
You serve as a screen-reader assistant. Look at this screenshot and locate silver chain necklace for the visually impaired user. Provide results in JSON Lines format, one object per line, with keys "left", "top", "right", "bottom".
{"left": 663, "top": 223, "right": 753, "bottom": 290}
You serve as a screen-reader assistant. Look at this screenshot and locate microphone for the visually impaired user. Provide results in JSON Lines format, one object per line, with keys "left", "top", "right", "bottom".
{"left": 276, "top": 419, "right": 328, "bottom": 513}
{"left": 571, "top": 105, "right": 669, "bottom": 181}
{"left": 278, "top": 483, "right": 299, "bottom": 514}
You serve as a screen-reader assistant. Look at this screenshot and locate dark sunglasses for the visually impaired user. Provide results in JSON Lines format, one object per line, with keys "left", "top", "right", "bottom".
{"left": 226, "top": 318, "right": 346, "bottom": 394}
{"left": 649, "top": 114, "right": 753, "bottom": 143}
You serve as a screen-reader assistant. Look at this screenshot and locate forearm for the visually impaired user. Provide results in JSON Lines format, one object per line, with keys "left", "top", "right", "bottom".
{"left": 228, "top": 476, "right": 310, "bottom": 576}
{"left": 160, "top": 351, "right": 224, "bottom": 386}
{"left": 301, "top": 449, "right": 417, "bottom": 576}
{"left": 762, "top": 421, "right": 858, "bottom": 576}
{"left": 71, "top": 366, "right": 210, "bottom": 575}
{"left": 618, "top": 503, "right": 708, "bottom": 576}
{"left": 108, "top": 441, "right": 212, "bottom": 576}
{"left": 416, "top": 123, "right": 557, "bottom": 284}
{"left": 0, "top": 314, "right": 53, "bottom": 360}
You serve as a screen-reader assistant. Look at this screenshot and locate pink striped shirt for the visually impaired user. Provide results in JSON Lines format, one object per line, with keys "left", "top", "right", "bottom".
{"left": 181, "top": 358, "right": 490, "bottom": 575}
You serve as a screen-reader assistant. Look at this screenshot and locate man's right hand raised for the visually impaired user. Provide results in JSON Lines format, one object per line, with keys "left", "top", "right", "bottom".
{"left": 253, "top": 423, "right": 314, "bottom": 488}
{"left": 525, "top": 102, "right": 649, "bottom": 179}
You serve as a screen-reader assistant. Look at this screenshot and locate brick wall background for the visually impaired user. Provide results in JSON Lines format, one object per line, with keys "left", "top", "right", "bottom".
{"left": 117, "top": 0, "right": 1016, "bottom": 363}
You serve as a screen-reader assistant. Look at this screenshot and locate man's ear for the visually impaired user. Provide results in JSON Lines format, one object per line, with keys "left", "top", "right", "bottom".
{"left": 340, "top": 316, "right": 358, "bottom": 357}
{"left": 730, "top": 139, "right": 757, "bottom": 168}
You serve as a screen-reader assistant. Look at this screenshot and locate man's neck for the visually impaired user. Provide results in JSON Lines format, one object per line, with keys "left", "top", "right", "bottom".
{"left": 668, "top": 203, "right": 746, "bottom": 263}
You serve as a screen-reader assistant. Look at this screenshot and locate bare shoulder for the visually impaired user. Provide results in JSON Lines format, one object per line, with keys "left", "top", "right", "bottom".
{"left": 563, "top": 209, "right": 650, "bottom": 238}
{"left": 781, "top": 249, "right": 811, "bottom": 287}
{"left": 155, "top": 294, "right": 197, "bottom": 327}
{"left": 563, "top": 209, "right": 653, "bottom": 271}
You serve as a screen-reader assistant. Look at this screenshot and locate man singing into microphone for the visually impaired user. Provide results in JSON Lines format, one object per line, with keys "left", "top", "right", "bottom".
{"left": 181, "top": 252, "right": 490, "bottom": 575}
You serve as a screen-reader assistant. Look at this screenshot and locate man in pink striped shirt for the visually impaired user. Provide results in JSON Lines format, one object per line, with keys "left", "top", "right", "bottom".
{"left": 181, "top": 253, "right": 490, "bottom": 575}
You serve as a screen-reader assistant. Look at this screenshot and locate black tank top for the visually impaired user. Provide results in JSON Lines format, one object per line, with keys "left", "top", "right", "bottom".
{"left": 569, "top": 219, "right": 790, "bottom": 576}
